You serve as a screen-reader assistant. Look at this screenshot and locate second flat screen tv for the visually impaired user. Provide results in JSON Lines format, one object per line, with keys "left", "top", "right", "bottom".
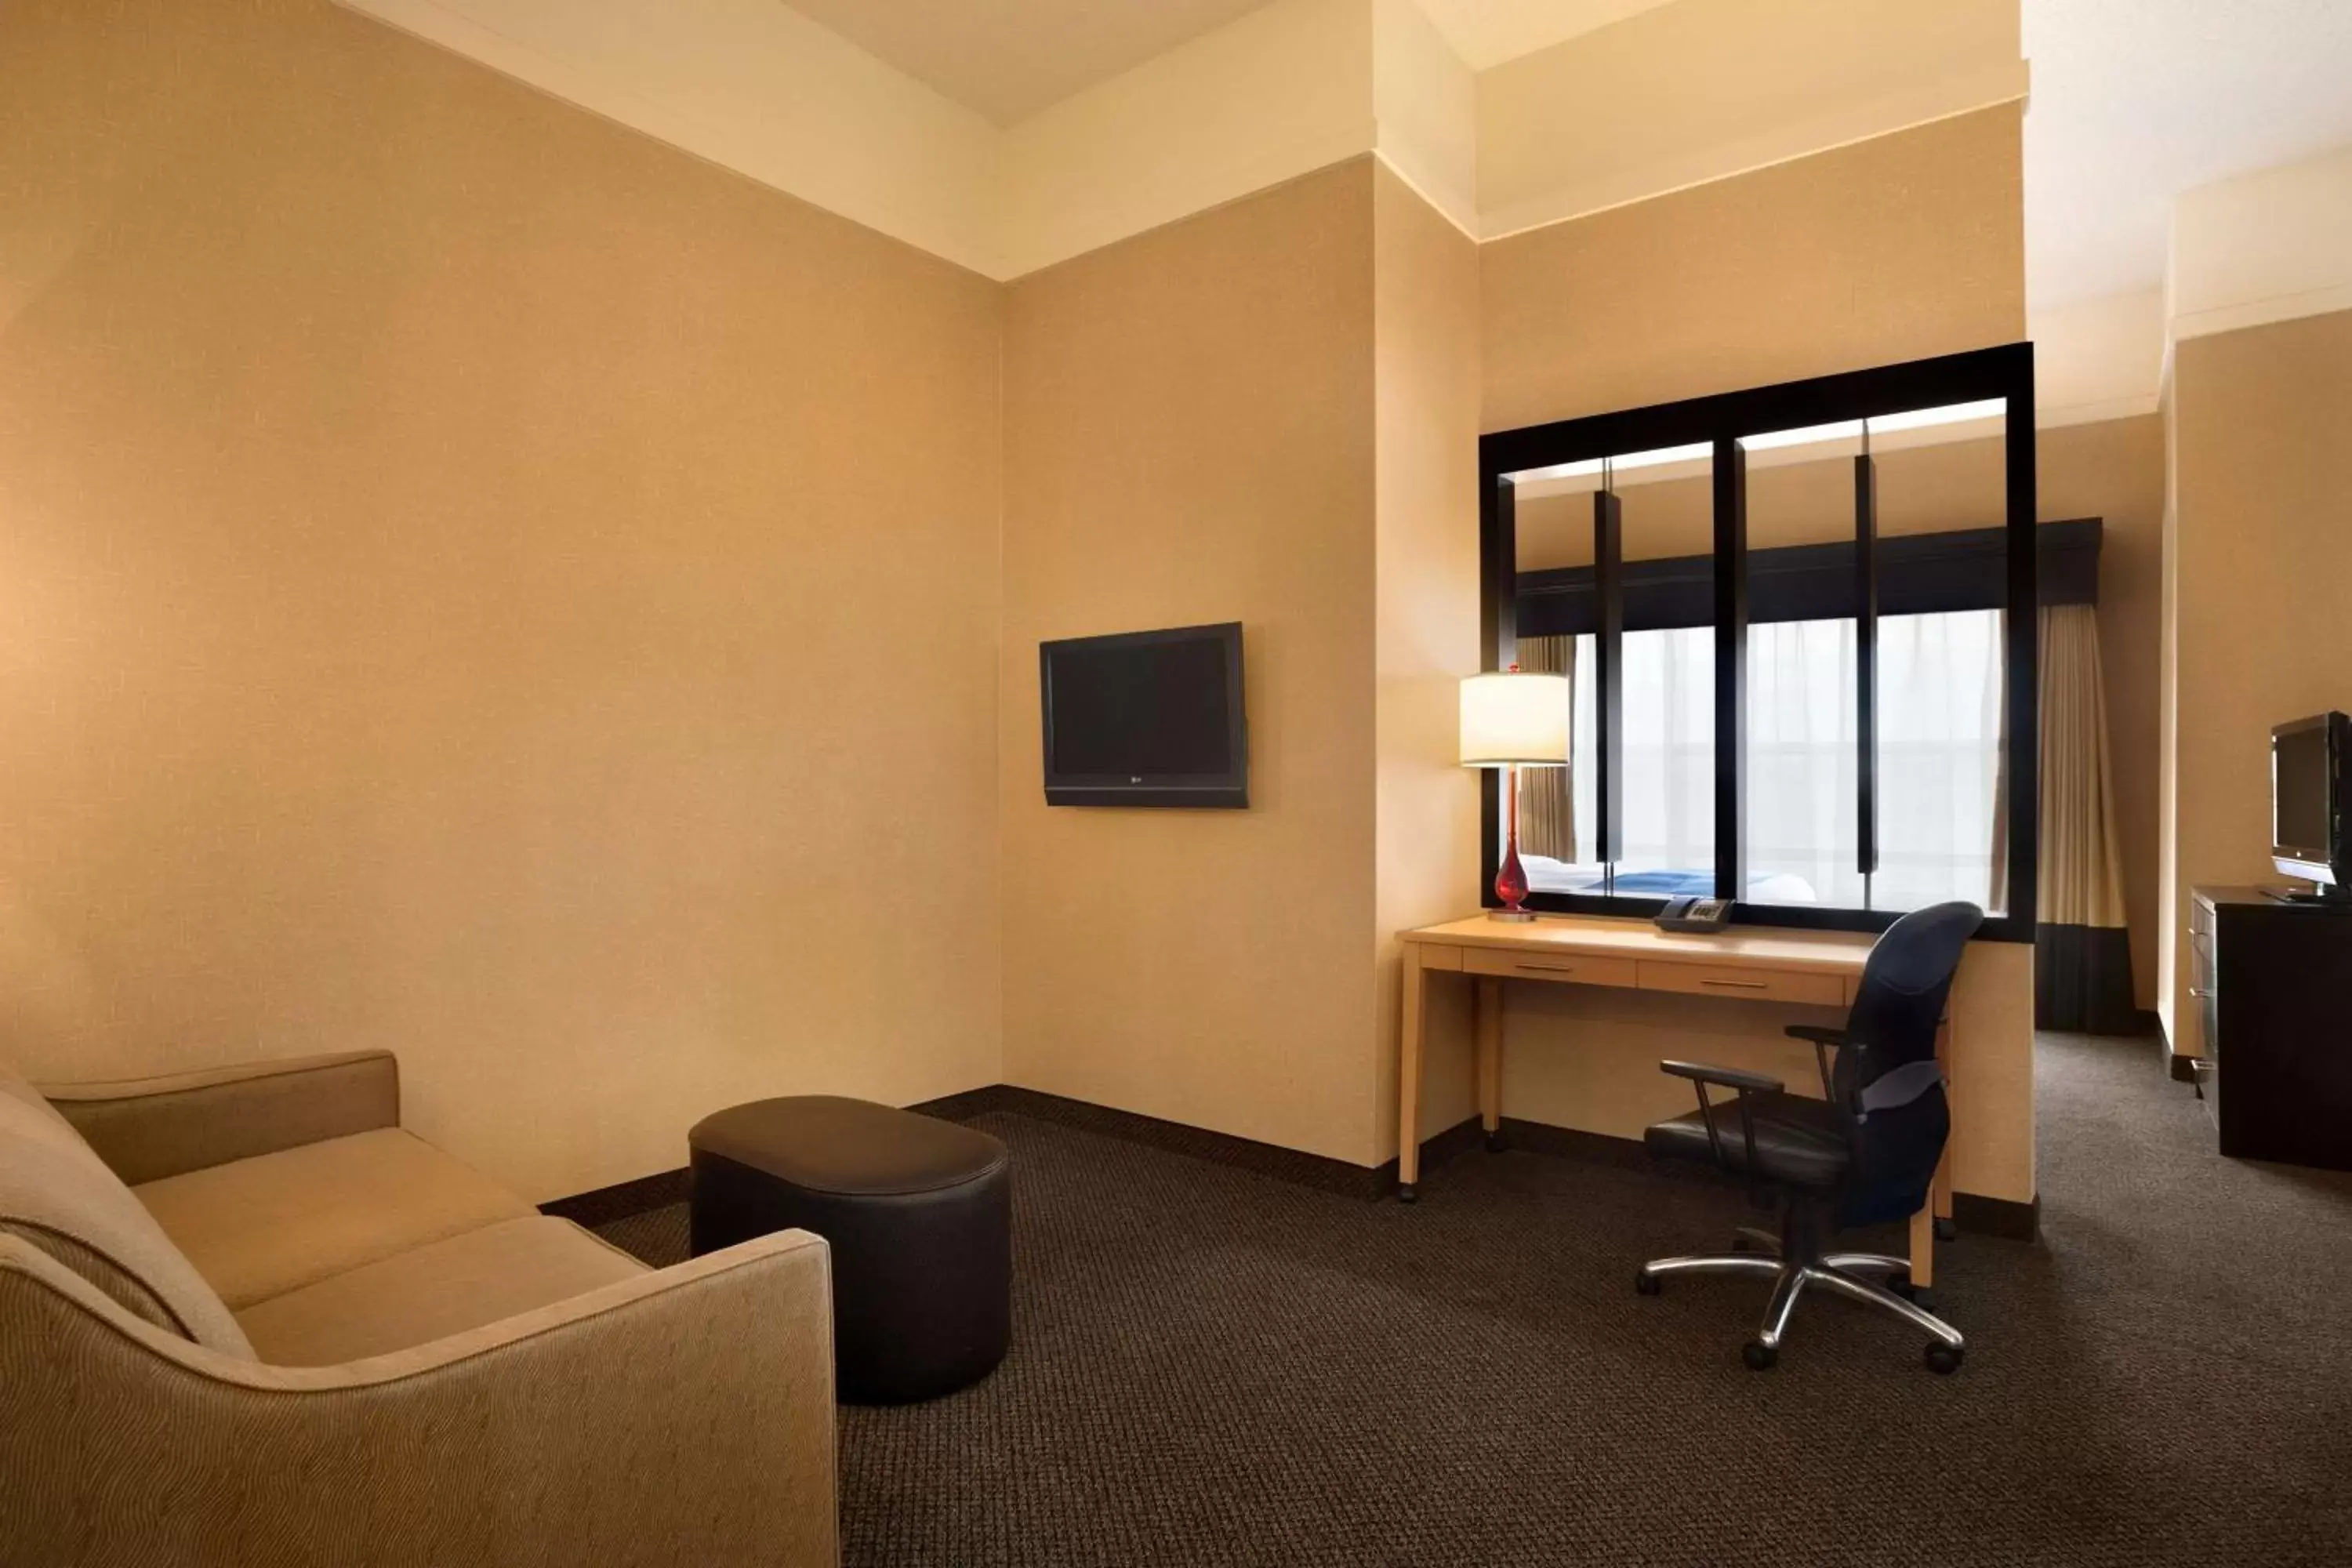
{"left": 1040, "top": 622, "right": 1247, "bottom": 808}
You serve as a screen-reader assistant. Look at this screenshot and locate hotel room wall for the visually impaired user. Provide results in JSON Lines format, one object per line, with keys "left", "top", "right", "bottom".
{"left": 1475, "top": 103, "right": 2038, "bottom": 1202}
{"left": 1371, "top": 164, "right": 1485, "bottom": 1158}
{"left": 1000, "top": 162, "right": 1387, "bottom": 1167}
{"left": 0, "top": 0, "right": 1006, "bottom": 1202}
{"left": 1482, "top": 107, "right": 2027, "bottom": 434}
{"left": 2164, "top": 308, "right": 2352, "bottom": 1059}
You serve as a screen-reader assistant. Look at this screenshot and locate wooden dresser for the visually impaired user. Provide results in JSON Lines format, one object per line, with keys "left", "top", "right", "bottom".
{"left": 2190, "top": 886, "right": 2352, "bottom": 1170}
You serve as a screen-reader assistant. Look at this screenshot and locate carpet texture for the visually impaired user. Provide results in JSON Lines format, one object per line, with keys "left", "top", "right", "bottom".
{"left": 599, "top": 1035, "right": 2352, "bottom": 1566}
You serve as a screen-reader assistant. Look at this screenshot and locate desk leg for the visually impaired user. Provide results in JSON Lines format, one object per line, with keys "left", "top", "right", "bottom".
{"left": 1398, "top": 951, "right": 1427, "bottom": 1203}
{"left": 1475, "top": 977, "right": 1504, "bottom": 1152}
{"left": 1907, "top": 1204, "right": 1936, "bottom": 1294}
{"left": 1908, "top": 1016, "right": 1958, "bottom": 1296}
{"left": 1933, "top": 1017, "right": 1955, "bottom": 1223}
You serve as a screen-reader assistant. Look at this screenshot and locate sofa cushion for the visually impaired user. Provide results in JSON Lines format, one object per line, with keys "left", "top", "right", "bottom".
{"left": 0, "top": 1075, "right": 254, "bottom": 1357}
{"left": 235, "top": 1214, "right": 648, "bottom": 1366}
{"left": 136, "top": 1127, "right": 532, "bottom": 1308}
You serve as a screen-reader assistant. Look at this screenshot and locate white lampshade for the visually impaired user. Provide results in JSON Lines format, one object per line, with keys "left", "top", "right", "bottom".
{"left": 1459, "top": 670, "right": 1570, "bottom": 767}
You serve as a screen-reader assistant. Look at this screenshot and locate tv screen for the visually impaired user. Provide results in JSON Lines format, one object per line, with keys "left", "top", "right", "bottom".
{"left": 1040, "top": 622, "right": 1247, "bottom": 808}
{"left": 2271, "top": 712, "right": 2349, "bottom": 887}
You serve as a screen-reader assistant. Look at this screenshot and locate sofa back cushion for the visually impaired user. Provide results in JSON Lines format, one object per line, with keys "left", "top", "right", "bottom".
{"left": 0, "top": 1059, "right": 253, "bottom": 1357}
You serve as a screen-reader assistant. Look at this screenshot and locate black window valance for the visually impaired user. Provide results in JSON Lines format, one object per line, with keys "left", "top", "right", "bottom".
{"left": 1516, "top": 517, "right": 2099, "bottom": 639}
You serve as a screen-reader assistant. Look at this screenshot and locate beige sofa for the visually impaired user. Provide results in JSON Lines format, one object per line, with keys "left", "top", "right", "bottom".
{"left": 0, "top": 1048, "right": 837, "bottom": 1566}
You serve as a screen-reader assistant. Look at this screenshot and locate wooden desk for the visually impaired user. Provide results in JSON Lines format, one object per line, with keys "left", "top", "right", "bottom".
{"left": 1398, "top": 913, "right": 1955, "bottom": 1287}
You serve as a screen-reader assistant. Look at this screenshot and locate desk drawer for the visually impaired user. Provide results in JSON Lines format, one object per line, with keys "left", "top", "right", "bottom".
{"left": 1637, "top": 960, "right": 1844, "bottom": 1007}
{"left": 1461, "top": 949, "right": 1639, "bottom": 988}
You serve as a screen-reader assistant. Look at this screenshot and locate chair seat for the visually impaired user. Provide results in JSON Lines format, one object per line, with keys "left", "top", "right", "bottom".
{"left": 136, "top": 1128, "right": 533, "bottom": 1308}
{"left": 236, "top": 1215, "right": 646, "bottom": 1366}
{"left": 690, "top": 1094, "right": 1007, "bottom": 1196}
{"left": 1644, "top": 1091, "right": 1851, "bottom": 1189}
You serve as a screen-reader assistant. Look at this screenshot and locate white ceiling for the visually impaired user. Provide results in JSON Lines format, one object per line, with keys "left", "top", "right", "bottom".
{"left": 781, "top": 0, "right": 1275, "bottom": 125}
{"left": 767, "top": 0, "right": 2352, "bottom": 310}
{"left": 1415, "top": 0, "right": 1678, "bottom": 70}
{"left": 778, "top": 0, "right": 1679, "bottom": 126}
{"left": 2023, "top": 0, "right": 2352, "bottom": 309}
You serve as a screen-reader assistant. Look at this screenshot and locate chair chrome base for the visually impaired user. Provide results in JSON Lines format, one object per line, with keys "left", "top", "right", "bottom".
{"left": 1638, "top": 1236, "right": 1966, "bottom": 1374}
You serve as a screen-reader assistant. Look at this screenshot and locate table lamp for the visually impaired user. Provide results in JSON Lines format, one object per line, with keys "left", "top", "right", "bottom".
{"left": 1460, "top": 665, "right": 1570, "bottom": 920}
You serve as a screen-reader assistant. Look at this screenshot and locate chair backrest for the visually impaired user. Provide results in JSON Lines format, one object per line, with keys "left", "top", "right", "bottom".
{"left": 1836, "top": 901, "right": 1982, "bottom": 1226}
{"left": 1844, "top": 901, "right": 1984, "bottom": 1081}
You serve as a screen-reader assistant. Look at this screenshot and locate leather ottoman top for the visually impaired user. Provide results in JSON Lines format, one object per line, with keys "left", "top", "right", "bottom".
{"left": 688, "top": 1095, "right": 1007, "bottom": 1197}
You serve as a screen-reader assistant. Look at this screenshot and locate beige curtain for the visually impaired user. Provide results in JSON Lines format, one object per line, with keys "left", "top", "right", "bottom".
{"left": 2024, "top": 603, "right": 2137, "bottom": 1033}
{"left": 2037, "top": 604, "right": 2129, "bottom": 929}
{"left": 1990, "top": 606, "right": 2131, "bottom": 920}
{"left": 1516, "top": 635, "right": 1575, "bottom": 861}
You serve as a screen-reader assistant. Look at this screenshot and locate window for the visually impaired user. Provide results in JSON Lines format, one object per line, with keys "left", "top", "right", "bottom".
{"left": 1744, "top": 610, "right": 2005, "bottom": 911}
{"left": 1480, "top": 347, "right": 2038, "bottom": 941}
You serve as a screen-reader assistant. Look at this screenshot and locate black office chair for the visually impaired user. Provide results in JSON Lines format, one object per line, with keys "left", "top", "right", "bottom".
{"left": 1634, "top": 901, "right": 1982, "bottom": 1374}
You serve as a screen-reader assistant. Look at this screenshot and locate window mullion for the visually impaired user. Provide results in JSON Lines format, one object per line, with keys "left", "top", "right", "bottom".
{"left": 1857, "top": 445, "right": 1879, "bottom": 906}
{"left": 1594, "top": 485, "right": 1623, "bottom": 890}
{"left": 1712, "top": 438, "right": 1748, "bottom": 904}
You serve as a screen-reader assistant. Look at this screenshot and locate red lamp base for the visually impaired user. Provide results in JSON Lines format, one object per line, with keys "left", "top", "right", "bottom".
{"left": 1490, "top": 764, "right": 1537, "bottom": 920}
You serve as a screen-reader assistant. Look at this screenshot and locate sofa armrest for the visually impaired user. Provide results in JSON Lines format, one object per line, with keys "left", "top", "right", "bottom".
{"left": 0, "top": 1226, "right": 839, "bottom": 1568}
{"left": 37, "top": 1051, "right": 401, "bottom": 1184}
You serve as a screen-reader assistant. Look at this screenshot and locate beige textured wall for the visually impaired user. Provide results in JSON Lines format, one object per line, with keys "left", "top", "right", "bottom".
{"left": 1477, "top": 0, "right": 2022, "bottom": 242}
{"left": 1475, "top": 104, "right": 2038, "bottom": 1201}
{"left": 1370, "top": 164, "right": 1483, "bottom": 1156}
{"left": 2164, "top": 309, "right": 2352, "bottom": 1057}
{"left": 1000, "top": 162, "right": 1385, "bottom": 1167}
{"left": 0, "top": 0, "right": 1004, "bottom": 1201}
{"left": 1482, "top": 105, "right": 2025, "bottom": 433}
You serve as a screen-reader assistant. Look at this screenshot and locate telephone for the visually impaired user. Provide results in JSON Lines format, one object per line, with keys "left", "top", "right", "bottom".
{"left": 1654, "top": 895, "right": 1733, "bottom": 933}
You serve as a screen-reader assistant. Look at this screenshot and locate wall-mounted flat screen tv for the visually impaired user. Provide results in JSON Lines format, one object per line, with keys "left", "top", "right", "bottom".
{"left": 1040, "top": 622, "right": 1247, "bottom": 808}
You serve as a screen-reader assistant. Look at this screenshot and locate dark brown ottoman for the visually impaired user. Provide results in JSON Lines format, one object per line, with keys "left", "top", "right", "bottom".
{"left": 688, "top": 1094, "right": 1011, "bottom": 1404}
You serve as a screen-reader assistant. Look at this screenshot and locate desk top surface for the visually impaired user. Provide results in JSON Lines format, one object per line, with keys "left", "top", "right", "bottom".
{"left": 1403, "top": 913, "right": 1876, "bottom": 975}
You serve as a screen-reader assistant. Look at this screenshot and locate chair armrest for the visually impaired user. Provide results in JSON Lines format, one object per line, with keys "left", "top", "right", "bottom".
{"left": 36, "top": 1051, "right": 400, "bottom": 1184}
{"left": 1784, "top": 1024, "right": 1850, "bottom": 1105}
{"left": 1659, "top": 1059, "right": 1784, "bottom": 1095}
{"left": 1658, "top": 1060, "right": 1782, "bottom": 1176}
{"left": 0, "top": 1227, "right": 838, "bottom": 1568}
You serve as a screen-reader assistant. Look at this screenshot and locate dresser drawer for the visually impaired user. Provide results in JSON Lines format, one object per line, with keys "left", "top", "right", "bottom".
{"left": 1461, "top": 948, "right": 1639, "bottom": 988}
{"left": 1637, "top": 960, "right": 1846, "bottom": 1007}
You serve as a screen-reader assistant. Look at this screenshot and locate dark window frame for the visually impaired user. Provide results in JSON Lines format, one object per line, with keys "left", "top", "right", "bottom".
{"left": 1477, "top": 343, "right": 2038, "bottom": 943}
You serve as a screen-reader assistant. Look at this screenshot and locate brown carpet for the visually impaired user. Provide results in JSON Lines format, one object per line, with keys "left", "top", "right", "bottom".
{"left": 598, "top": 1034, "right": 2352, "bottom": 1566}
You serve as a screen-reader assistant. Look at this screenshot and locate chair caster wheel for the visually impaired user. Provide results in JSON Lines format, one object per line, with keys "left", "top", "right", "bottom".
{"left": 1484, "top": 1129, "right": 1507, "bottom": 1153}
{"left": 1935, "top": 1217, "right": 1958, "bottom": 1243}
{"left": 1635, "top": 1271, "right": 1661, "bottom": 1297}
{"left": 1397, "top": 1182, "right": 1417, "bottom": 1204}
{"left": 1741, "top": 1340, "right": 1778, "bottom": 1371}
{"left": 1887, "top": 1276, "right": 1915, "bottom": 1301}
{"left": 1926, "top": 1343, "right": 1964, "bottom": 1375}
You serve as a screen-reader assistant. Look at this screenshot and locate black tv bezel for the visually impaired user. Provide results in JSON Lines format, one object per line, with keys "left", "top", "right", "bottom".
{"left": 1040, "top": 621, "right": 1249, "bottom": 809}
{"left": 2270, "top": 711, "right": 2351, "bottom": 885}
